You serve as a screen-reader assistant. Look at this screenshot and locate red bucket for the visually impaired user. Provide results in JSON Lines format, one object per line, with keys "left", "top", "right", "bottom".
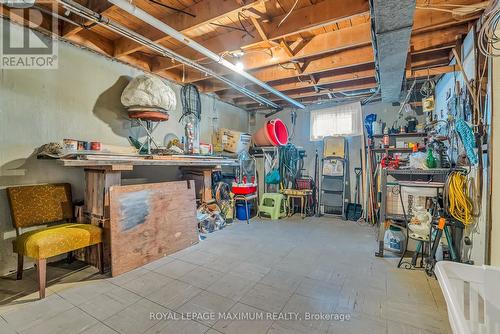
{"left": 268, "top": 119, "right": 288, "bottom": 146}
{"left": 253, "top": 118, "right": 289, "bottom": 147}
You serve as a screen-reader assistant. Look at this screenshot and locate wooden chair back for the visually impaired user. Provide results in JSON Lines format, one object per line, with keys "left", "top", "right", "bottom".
{"left": 7, "top": 183, "right": 73, "bottom": 232}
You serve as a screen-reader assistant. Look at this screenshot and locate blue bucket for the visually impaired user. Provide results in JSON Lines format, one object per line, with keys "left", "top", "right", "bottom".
{"left": 236, "top": 202, "right": 252, "bottom": 220}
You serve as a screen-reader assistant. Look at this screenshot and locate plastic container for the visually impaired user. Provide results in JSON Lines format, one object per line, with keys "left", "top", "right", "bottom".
{"left": 231, "top": 183, "right": 257, "bottom": 195}
{"left": 236, "top": 202, "right": 252, "bottom": 220}
{"left": 384, "top": 225, "right": 405, "bottom": 254}
{"left": 435, "top": 261, "right": 500, "bottom": 334}
{"left": 253, "top": 119, "right": 289, "bottom": 146}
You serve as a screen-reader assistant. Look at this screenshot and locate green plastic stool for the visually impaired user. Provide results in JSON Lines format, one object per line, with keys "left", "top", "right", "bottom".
{"left": 258, "top": 193, "right": 288, "bottom": 220}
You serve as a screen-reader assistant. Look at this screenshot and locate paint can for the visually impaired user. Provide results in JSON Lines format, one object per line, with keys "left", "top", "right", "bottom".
{"left": 382, "top": 134, "right": 390, "bottom": 147}
{"left": 63, "top": 139, "right": 78, "bottom": 151}
{"left": 78, "top": 141, "right": 90, "bottom": 151}
{"left": 90, "top": 142, "right": 101, "bottom": 151}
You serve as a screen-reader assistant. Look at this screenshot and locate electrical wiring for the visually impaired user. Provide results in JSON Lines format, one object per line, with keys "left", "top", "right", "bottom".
{"left": 277, "top": 0, "right": 299, "bottom": 28}
{"left": 478, "top": 0, "right": 500, "bottom": 57}
{"left": 237, "top": 12, "right": 255, "bottom": 39}
{"left": 445, "top": 172, "right": 474, "bottom": 226}
{"left": 147, "top": 0, "right": 195, "bottom": 17}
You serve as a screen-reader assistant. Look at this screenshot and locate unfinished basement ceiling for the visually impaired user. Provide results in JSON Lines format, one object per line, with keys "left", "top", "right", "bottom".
{"left": 0, "top": 0, "right": 485, "bottom": 110}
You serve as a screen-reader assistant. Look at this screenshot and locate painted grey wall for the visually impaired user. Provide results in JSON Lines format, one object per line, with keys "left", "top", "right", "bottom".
{"left": 0, "top": 20, "right": 249, "bottom": 275}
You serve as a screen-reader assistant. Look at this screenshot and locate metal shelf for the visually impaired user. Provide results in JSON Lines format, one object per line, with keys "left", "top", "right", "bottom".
{"left": 371, "top": 147, "right": 423, "bottom": 153}
{"left": 372, "top": 132, "right": 427, "bottom": 138}
{"left": 375, "top": 168, "right": 448, "bottom": 258}
{"left": 386, "top": 168, "right": 452, "bottom": 175}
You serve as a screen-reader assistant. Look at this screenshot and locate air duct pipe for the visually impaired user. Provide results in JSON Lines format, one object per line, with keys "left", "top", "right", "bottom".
{"left": 106, "top": 0, "right": 305, "bottom": 110}
{"left": 57, "top": 0, "right": 288, "bottom": 110}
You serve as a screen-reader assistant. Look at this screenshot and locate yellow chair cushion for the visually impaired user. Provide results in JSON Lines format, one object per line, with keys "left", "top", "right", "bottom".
{"left": 13, "top": 223, "right": 102, "bottom": 259}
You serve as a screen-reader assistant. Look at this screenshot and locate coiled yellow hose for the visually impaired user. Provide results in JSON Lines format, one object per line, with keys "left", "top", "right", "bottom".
{"left": 446, "top": 172, "right": 474, "bottom": 225}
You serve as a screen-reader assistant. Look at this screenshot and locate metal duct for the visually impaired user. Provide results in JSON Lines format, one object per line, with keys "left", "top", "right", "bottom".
{"left": 371, "top": 0, "right": 416, "bottom": 102}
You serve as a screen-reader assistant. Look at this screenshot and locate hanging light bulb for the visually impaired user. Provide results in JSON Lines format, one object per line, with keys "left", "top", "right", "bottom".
{"left": 235, "top": 61, "right": 244, "bottom": 72}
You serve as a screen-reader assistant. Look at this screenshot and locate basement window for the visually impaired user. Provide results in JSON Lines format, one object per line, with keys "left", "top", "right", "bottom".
{"left": 310, "top": 102, "right": 363, "bottom": 140}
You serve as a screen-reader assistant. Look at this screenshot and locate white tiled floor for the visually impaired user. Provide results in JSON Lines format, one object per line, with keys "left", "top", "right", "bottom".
{"left": 0, "top": 217, "right": 451, "bottom": 334}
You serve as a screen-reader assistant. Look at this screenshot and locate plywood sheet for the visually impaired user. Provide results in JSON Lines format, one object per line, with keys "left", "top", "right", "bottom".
{"left": 109, "top": 180, "right": 198, "bottom": 276}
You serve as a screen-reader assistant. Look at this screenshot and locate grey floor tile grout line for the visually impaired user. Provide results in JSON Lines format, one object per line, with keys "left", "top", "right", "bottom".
{"left": 1, "top": 219, "right": 452, "bottom": 334}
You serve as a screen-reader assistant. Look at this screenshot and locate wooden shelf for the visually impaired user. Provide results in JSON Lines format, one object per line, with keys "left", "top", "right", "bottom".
{"left": 372, "top": 132, "right": 427, "bottom": 138}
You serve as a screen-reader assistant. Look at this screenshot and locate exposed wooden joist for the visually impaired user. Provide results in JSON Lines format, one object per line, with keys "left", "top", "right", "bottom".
{"left": 189, "top": 21, "right": 469, "bottom": 97}
{"left": 220, "top": 62, "right": 457, "bottom": 101}
{"left": 62, "top": 1, "right": 114, "bottom": 37}
{"left": 220, "top": 65, "right": 377, "bottom": 99}
{"left": 234, "top": 77, "right": 377, "bottom": 104}
{"left": 153, "top": 21, "right": 371, "bottom": 74}
{"left": 68, "top": 29, "right": 115, "bottom": 56}
{"left": 176, "top": 44, "right": 374, "bottom": 85}
{"left": 114, "top": 0, "right": 262, "bottom": 57}
{"left": 240, "top": 82, "right": 378, "bottom": 106}
{"left": 152, "top": 0, "right": 370, "bottom": 73}
{"left": 406, "top": 65, "right": 458, "bottom": 77}
{"left": 262, "top": 0, "right": 368, "bottom": 40}
{"left": 162, "top": 15, "right": 473, "bottom": 94}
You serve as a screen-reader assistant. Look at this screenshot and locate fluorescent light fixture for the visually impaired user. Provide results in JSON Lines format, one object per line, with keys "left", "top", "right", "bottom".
{"left": 235, "top": 61, "right": 244, "bottom": 72}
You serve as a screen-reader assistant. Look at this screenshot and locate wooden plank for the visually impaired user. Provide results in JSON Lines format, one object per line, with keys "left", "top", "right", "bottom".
{"left": 109, "top": 180, "right": 198, "bottom": 276}
{"left": 181, "top": 168, "right": 213, "bottom": 202}
{"left": 153, "top": 12, "right": 371, "bottom": 73}
{"left": 114, "top": 0, "right": 262, "bottom": 57}
{"left": 62, "top": 1, "right": 114, "bottom": 37}
{"left": 406, "top": 65, "right": 458, "bottom": 77}
{"left": 60, "top": 157, "right": 239, "bottom": 167}
{"left": 236, "top": 81, "right": 377, "bottom": 105}
{"left": 82, "top": 168, "right": 122, "bottom": 271}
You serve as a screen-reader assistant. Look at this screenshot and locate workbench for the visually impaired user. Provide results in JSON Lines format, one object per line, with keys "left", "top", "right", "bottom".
{"left": 58, "top": 155, "right": 239, "bottom": 274}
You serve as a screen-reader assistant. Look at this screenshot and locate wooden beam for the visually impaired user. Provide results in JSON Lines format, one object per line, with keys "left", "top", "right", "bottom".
{"left": 221, "top": 63, "right": 454, "bottom": 101}
{"left": 182, "top": 20, "right": 470, "bottom": 95}
{"left": 406, "top": 65, "right": 458, "bottom": 77}
{"left": 114, "top": 0, "right": 261, "bottom": 57}
{"left": 237, "top": 82, "right": 378, "bottom": 105}
{"left": 62, "top": 1, "right": 114, "bottom": 37}
{"left": 160, "top": 12, "right": 474, "bottom": 90}
{"left": 152, "top": 0, "right": 370, "bottom": 73}
{"left": 68, "top": 29, "right": 114, "bottom": 56}
{"left": 188, "top": 45, "right": 374, "bottom": 85}
{"left": 153, "top": 22, "right": 371, "bottom": 73}
{"left": 262, "top": 0, "right": 369, "bottom": 40}
{"left": 234, "top": 77, "right": 377, "bottom": 104}
{"left": 219, "top": 66, "right": 376, "bottom": 98}
{"left": 411, "top": 24, "right": 469, "bottom": 54}
{"left": 156, "top": 0, "right": 478, "bottom": 76}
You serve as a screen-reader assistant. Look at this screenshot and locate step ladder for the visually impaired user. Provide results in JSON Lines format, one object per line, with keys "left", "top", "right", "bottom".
{"left": 320, "top": 137, "right": 349, "bottom": 218}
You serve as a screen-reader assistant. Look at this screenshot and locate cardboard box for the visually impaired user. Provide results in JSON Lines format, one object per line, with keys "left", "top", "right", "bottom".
{"left": 213, "top": 128, "right": 251, "bottom": 154}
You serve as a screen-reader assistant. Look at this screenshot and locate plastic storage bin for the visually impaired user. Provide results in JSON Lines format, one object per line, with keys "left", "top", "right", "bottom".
{"left": 435, "top": 261, "right": 500, "bottom": 334}
{"left": 236, "top": 202, "right": 252, "bottom": 221}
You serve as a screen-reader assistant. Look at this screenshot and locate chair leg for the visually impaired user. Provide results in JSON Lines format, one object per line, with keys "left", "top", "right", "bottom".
{"left": 16, "top": 253, "right": 24, "bottom": 280}
{"left": 97, "top": 243, "right": 105, "bottom": 274}
{"left": 67, "top": 251, "right": 74, "bottom": 264}
{"left": 36, "top": 259, "right": 47, "bottom": 299}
